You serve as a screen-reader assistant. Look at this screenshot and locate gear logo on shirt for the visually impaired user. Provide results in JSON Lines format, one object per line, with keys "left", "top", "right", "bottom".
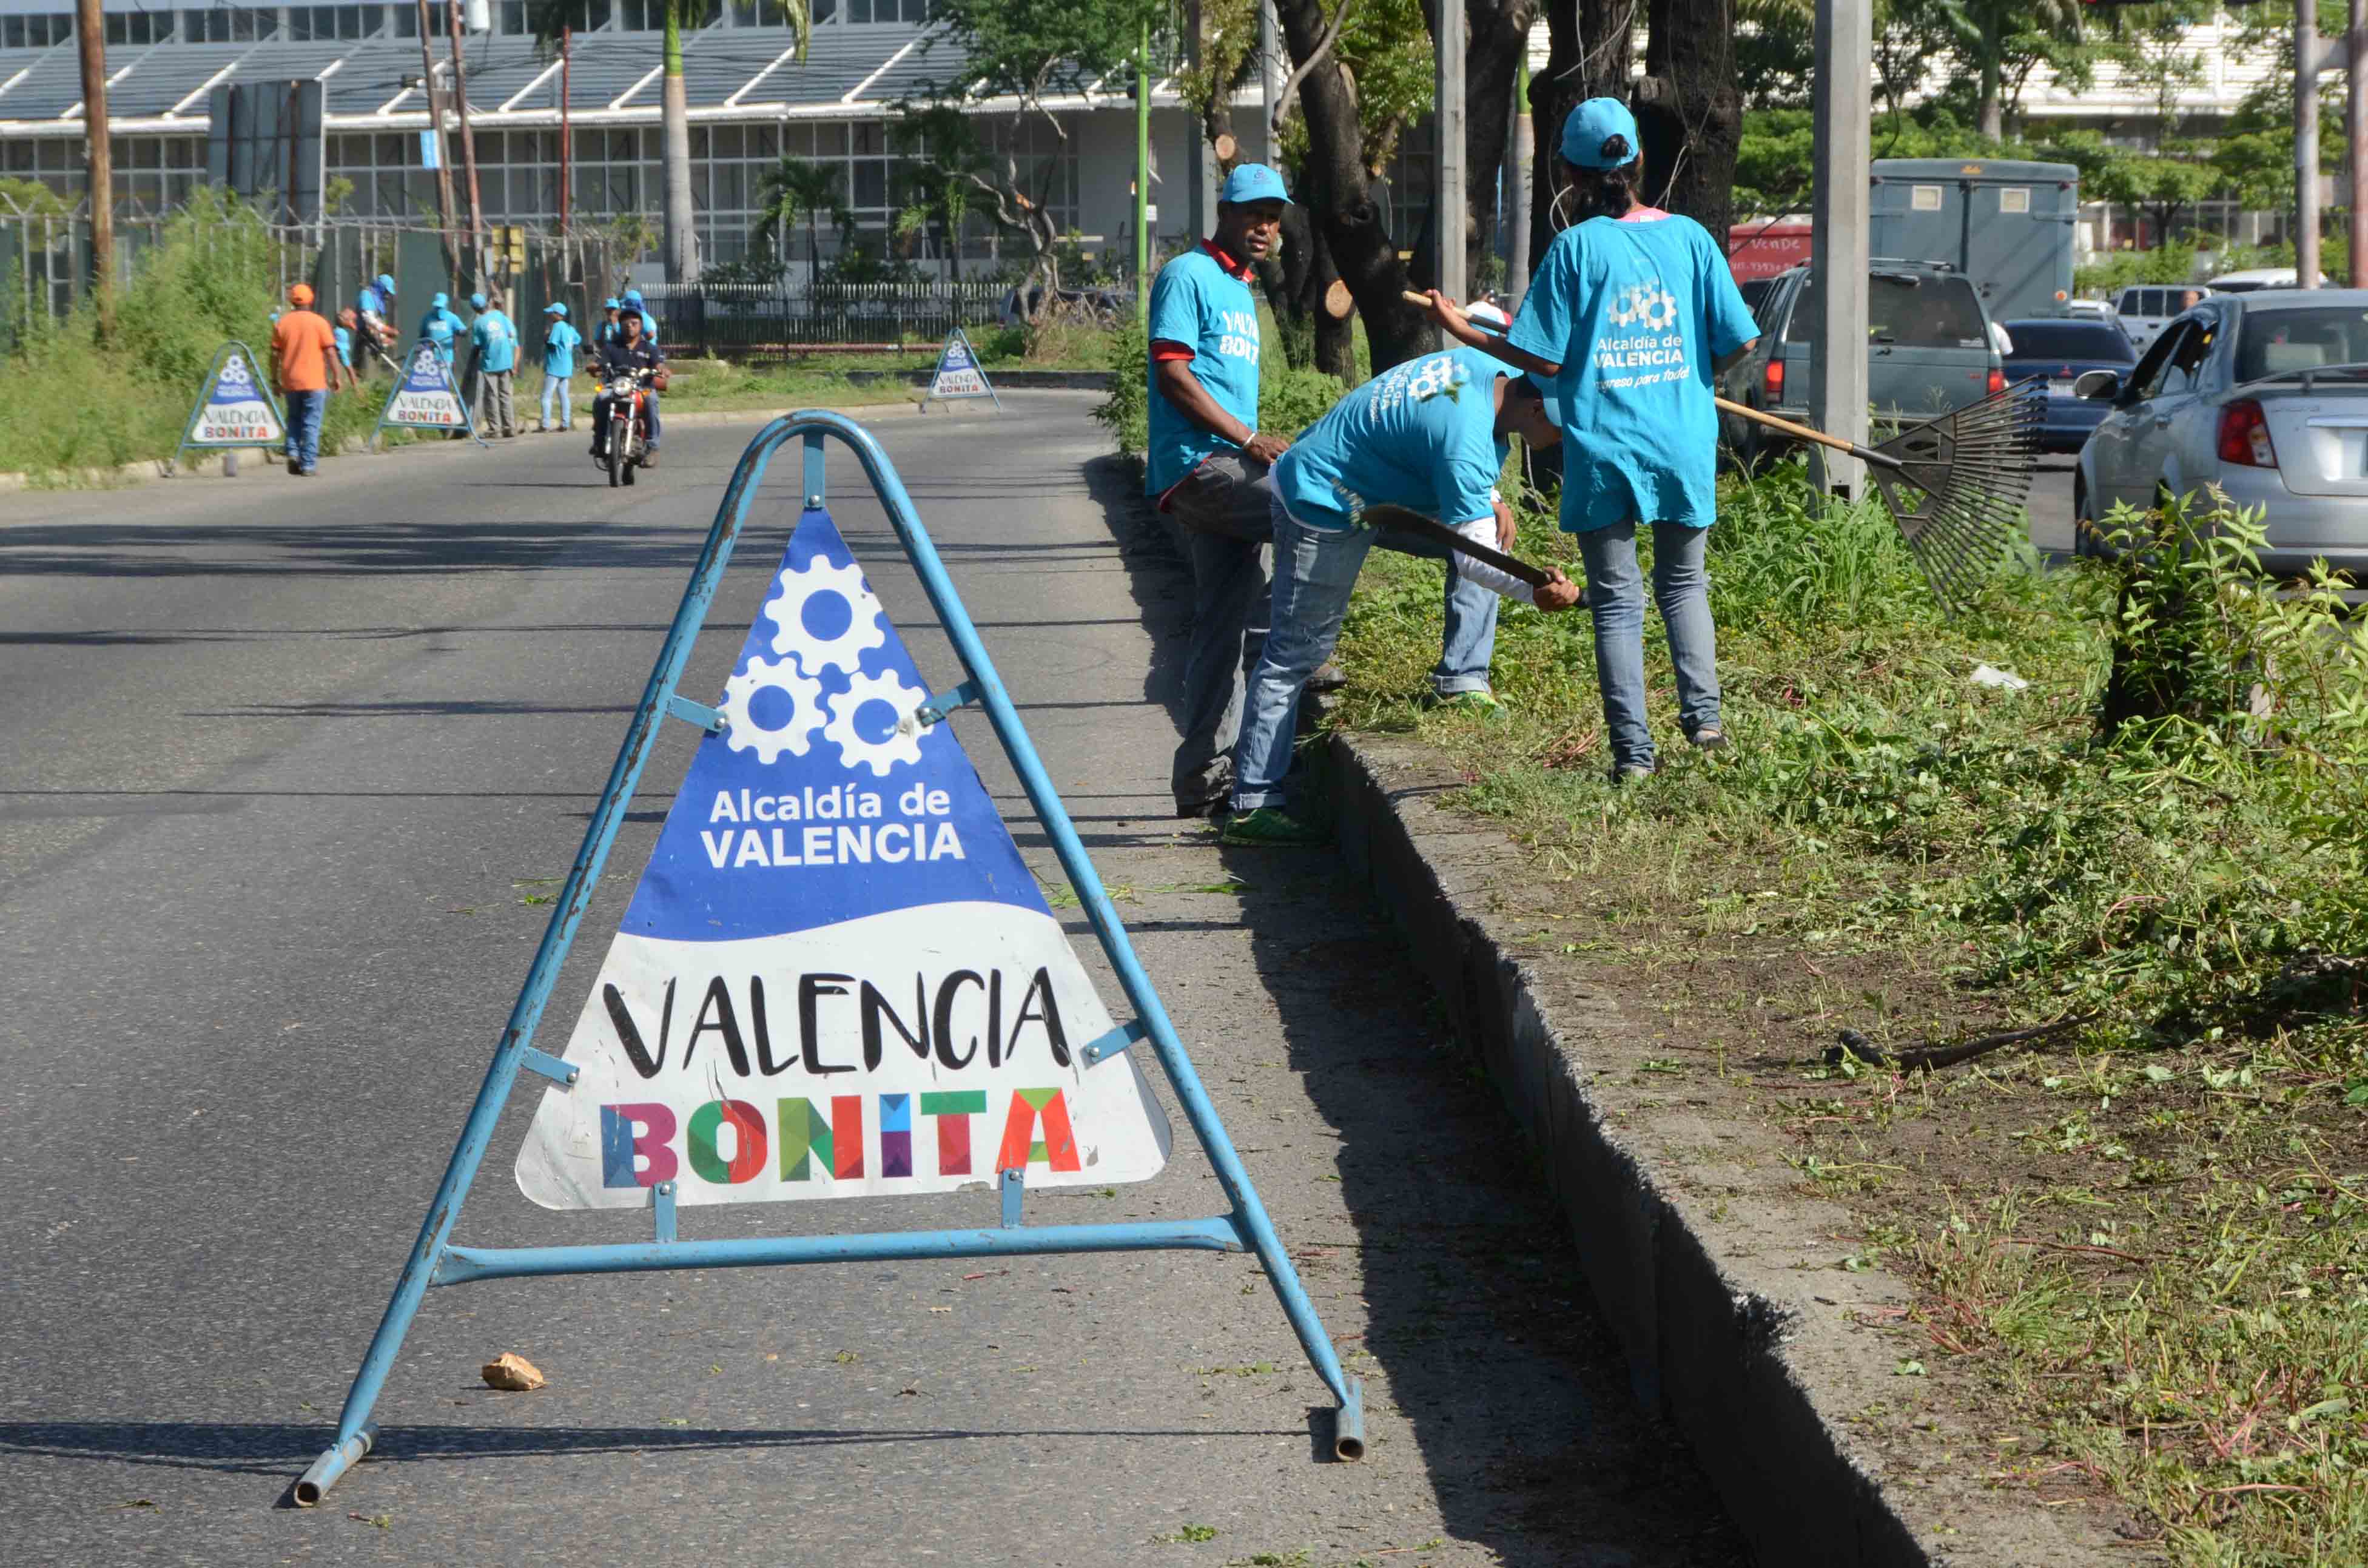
{"left": 1607, "top": 283, "right": 1679, "bottom": 331}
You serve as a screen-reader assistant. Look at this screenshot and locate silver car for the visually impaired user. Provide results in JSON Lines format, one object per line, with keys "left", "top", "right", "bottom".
{"left": 2072, "top": 289, "right": 2368, "bottom": 578}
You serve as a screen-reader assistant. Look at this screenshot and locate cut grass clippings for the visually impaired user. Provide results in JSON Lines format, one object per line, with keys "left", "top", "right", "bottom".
{"left": 1328, "top": 457, "right": 2368, "bottom": 1565}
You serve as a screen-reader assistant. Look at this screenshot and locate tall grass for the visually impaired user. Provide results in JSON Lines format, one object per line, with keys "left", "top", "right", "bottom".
{"left": 0, "top": 190, "right": 381, "bottom": 480}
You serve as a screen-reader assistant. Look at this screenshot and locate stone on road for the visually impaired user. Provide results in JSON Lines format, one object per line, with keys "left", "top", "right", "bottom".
{"left": 0, "top": 397, "right": 1740, "bottom": 1565}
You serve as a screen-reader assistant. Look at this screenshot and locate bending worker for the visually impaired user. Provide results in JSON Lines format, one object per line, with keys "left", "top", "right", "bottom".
{"left": 1223, "top": 351, "right": 1581, "bottom": 846}
{"left": 1424, "top": 97, "right": 1758, "bottom": 783}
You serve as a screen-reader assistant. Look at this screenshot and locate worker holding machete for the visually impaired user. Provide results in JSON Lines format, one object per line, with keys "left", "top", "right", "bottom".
{"left": 1220, "top": 349, "right": 1582, "bottom": 846}
{"left": 1416, "top": 97, "right": 1760, "bottom": 784}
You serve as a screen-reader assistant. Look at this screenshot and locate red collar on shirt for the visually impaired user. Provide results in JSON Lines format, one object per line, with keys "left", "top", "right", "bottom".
{"left": 1201, "top": 239, "right": 1254, "bottom": 280}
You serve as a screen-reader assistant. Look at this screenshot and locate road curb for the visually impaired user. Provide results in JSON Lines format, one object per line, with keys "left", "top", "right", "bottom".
{"left": 1317, "top": 730, "right": 2116, "bottom": 1568}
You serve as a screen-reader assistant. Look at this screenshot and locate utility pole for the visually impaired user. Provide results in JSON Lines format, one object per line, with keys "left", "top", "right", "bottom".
{"left": 414, "top": 0, "right": 461, "bottom": 281}
{"left": 1434, "top": 0, "right": 1467, "bottom": 303}
{"left": 1507, "top": 56, "right": 1531, "bottom": 308}
{"left": 559, "top": 27, "right": 573, "bottom": 238}
{"left": 2298, "top": 0, "right": 2320, "bottom": 289}
{"left": 2351, "top": 0, "right": 2366, "bottom": 286}
{"left": 1808, "top": 0, "right": 1869, "bottom": 496}
{"left": 1136, "top": 11, "right": 1151, "bottom": 321}
{"left": 445, "top": 0, "right": 485, "bottom": 291}
{"left": 73, "top": 0, "right": 112, "bottom": 335}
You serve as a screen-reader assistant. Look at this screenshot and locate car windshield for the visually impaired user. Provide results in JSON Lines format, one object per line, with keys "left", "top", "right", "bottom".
{"left": 1786, "top": 275, "right": 1988, "bottom": 348}
{"left": 2233, "top": 305, "right": 2368, "bottom": 381}
{"left": 2006, "top": 322, "right": 2135, "bottom": 362}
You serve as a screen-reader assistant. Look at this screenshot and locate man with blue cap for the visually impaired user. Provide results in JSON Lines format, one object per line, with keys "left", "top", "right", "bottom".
{"left": 1221, "top": 351, "right": 1581, "bottom": 844}
{"left": 469, "top": 288, "right": 520, "bottom": 438}
{"left": 418, "top": 291, "right": 465, "bottom": 366}
{"left": 355, "top": 272, "right": 397, "bottom": 378}
{"left": 539, "top": 302, "right": 582, "bottom": 432}
{"left": 1422, "top": 96, "right": 1758, "bottom": 784}
{"left": 595, "top": 297, "right": 624, "bottom": 350}
{"left": 1144, "top": 161, "right": 1293, "bottom": 818}
{"left": 621, "top": 288, "right": 658, "bottom": 348}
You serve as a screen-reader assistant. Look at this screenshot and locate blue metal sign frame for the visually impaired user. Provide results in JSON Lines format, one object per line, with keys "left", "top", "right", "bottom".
{"left": 292, "top": 412, "right": 1363, "bottom": 1507}
{"left": 923, "top": 325, "right": 1002, "bottom": 412}
{"left": 168, "top": 338, "right": 287, "bottom": 474}
{"left": 368, "top": 335, "right": 488, "bottom": 449}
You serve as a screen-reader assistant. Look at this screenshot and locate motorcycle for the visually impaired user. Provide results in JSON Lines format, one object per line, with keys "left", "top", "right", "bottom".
{"left": 599, "top": 366, "right": 661, "bottom": 486}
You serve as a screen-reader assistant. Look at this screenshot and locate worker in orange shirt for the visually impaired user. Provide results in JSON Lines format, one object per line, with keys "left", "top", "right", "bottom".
{"left": 270, "top": 283, "right": 348, "bottom": 476}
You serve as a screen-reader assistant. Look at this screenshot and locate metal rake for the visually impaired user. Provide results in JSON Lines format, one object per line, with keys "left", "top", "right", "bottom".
{"left": 1717, "top": 380, "right": 2047, "bottom": 611}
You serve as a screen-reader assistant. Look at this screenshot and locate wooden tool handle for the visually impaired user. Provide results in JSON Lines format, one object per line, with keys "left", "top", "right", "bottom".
{"left": 1363, "top": 505, "right": 1552, "bottom": 590}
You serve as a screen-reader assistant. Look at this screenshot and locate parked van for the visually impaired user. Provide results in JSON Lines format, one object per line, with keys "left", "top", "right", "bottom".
{"left": 2114, "top": 284, "right": 2214, "bottom": 351}
{"left": 1717, "top": 260, "right": 2006, "bottom": 467}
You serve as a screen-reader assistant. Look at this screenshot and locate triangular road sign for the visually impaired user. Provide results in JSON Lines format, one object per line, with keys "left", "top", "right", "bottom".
{"left": 372, "top": 338, "right": 481, "bottom": 446}
{"left": 182, "top": 342, "right": 284, "bottom": 448}
{"left": 924, "top": 328, "right": 1000, "bottom": 409}
{"left": 516, "top": 508, "right": 1171, "bottom": 1210}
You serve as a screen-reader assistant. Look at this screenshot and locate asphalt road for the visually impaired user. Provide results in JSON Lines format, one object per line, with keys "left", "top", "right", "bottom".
{"left": 0, "top": 396, "right": 1741, "bottom": 1566}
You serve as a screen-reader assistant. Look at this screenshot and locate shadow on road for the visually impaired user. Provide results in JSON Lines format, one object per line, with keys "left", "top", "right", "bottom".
{"left": 1081, "top": 456, "right": 1747, "bottom": 1566}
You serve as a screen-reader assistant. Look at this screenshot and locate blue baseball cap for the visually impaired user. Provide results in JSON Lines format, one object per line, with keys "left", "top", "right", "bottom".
{"left": 432, "top": 291, "right": 449, "bottom": 308}
{"left": 469, "top": 291, "right": 487, "bottom": 311}
{"left": 375, "top": 273, "right": 395, "bottom": 293}
{"left": 622, "top": 289, "right": 645, "bottom": 305}
{"left": 602, "top": 297, "right": 620, "bottom": 309}
{"left": 545, "top": 301, "right": 568, "bottom": 315}
{"left": 1219, "top": 163, "right": 1291, "bottom": 206}
{"left": 1561, "top": 97, "right": 1641, "bottom": 169}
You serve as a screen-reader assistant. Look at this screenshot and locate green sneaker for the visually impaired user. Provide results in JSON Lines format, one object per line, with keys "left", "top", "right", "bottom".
{"left": 1219, "top": 806, "right": 1328, "bottom": 846}
{"left": 1427, "top": 690, "right": 1505, "bottom": 718}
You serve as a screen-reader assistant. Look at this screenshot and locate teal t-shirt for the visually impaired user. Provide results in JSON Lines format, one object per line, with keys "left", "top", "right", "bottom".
{"left": 1144, "top": 247, "right": 1262, "bottom": 496}
{"left": 1273, "top": 348, "right": 1508, "bottom": 531}
{"left": 419, "top": 308, "right": 464, "bottom": 363}
{"left": 1507, "top": 213, "right": 1758, "bottom": 532}
{"left": 542, "top": 320, "right": 581, "bottom": 376}
{"left": 471, "top": 309, "right": 519, "bottom": 374}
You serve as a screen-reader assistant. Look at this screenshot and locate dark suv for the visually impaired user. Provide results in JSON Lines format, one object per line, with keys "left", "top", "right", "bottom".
{"left": 1718, "top": 260, "right": 2006, "bottom": 466}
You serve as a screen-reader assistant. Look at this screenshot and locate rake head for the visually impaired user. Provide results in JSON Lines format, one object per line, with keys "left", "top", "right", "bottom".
{"left": 1864, "top": 378, "right": 2047, "bottom": 613}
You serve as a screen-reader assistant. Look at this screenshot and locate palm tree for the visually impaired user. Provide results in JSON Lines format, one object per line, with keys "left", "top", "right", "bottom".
{"left": 756, "top": 155, "right": 848, "bottom": 284}
{"left": 534, "top": 0, "right": 809, "bottom": 284}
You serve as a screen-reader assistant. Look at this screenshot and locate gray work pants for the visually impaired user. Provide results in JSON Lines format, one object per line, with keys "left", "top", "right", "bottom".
{"left": 477, "top": 369, "right": 517, "bottom": 437}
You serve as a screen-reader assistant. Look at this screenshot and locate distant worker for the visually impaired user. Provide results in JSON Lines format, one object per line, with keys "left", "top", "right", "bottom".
{"left": 594, "top": 297, "right": 624, "bottom": 349}
{"left": 539, "top": 302, "right": 581, "bottom": 433}
{"left": 269, "top": 282, "right": 348, "bottom": 478}
{"left": 459, "top": 289, "right": 489, "bottom": 416}
{"left": 1222, "top": 352, "right": 1579, "bottom": 845}
{"left": 355, "top": 272, "right": 397, "bottom": 375}
{"left": 419, "top": 291, "right": 465, "bottom": 366}
{"left": 470, "top": 290, "right": 520, "bottom": 439}
{"left": 333, "top": 307, "right": 359, "bottom": 383}
{"left": 590, "top": 306, "right": 665, "bottom": 469}
{"left": 621, "top": 288, "right": 658, "bottom": 348}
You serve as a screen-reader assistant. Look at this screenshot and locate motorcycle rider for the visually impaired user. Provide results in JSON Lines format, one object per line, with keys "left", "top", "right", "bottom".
{"left": 590, "top": 306, "right": 667, "bottom": 469}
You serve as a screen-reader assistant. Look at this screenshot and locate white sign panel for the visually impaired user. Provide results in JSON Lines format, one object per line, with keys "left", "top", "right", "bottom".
{"left": 186, "top": 348, "right": 284, "bottom": 446}
{"left": 514, "top": 510, "right": 1171, "bottom": 1210}
{"left": 383, "top": 340, "right": 469, "bottom": 429}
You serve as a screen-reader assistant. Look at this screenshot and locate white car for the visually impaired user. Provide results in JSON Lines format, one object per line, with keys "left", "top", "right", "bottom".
{"left": 2072, "top": 288, "right": 2368, "bottom": 579}
{"left": 2066, "top": 298, "right": 2117, "bottom": 323}
{"left": 2112, "top": 283, "right": 2214, "bottom": 352}
{"left": 2206, "top": 267, "right": 2333, "bottom": 294}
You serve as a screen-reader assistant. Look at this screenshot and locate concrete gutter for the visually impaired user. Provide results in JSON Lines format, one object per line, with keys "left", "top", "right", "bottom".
{"left": 838, "top": 368, "right": 1115, "bottom": 391}
{"left": 1320, "top": 730, "right": 2120, "bottom": 1568}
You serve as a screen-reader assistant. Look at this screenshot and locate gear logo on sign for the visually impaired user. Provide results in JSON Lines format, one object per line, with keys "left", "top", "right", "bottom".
{"left": 724, "top": 556, "right": 926, "bottom": 776}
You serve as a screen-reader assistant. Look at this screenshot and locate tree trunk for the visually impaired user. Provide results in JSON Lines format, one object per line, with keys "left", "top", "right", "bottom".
{"left": 1311, "top": 233, "right": 1356, "bottom": 381}
{"left": 660, "top": 12, "right": 698, "bottom": 283}
{"left": 1459, "top": 0, "right": 1537, "bottom": 294}
{"left": 1273, "top": 0, "right": 1428, "bottom": 371}
{"left": 1637, "top": 0, "right": 1741, "bottom": 242}
{"left": 1977, "top": 35, "right": 2003, "bottom": 141}
{"left": 1264, "top": 198, "right": 1319, "bottom": 370}
{"left": 1529, "top": 0, "right": 1630, "bottom": 276}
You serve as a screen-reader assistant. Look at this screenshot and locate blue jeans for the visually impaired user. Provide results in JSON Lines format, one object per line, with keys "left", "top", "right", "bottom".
{"left": 644, "top": 389, "right": 662, "bottom": 448}
{"left": 1375, "top": 528, "right": 1500, "bottom": 695}
{"left": 283, "top": 388, "right": 324, "bottom": 471}
{"left": 1231, "top": 500, "right": 1378, "bottom": 812}
{"left": 1576, "top": 522, "right": 1722, "bottom": 769}
{"left": 540, "top": 373, "right": 572, "bottom": 428}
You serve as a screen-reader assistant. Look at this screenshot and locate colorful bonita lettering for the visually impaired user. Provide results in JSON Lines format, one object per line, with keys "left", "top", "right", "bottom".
{"left": 513, "top": 508, "right": 1170, "bottom": 1210}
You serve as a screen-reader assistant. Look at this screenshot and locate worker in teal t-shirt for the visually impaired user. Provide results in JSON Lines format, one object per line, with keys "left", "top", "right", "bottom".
{"left": 469, "top": 292, "right": 520, "bottom": 437}
{"left": 1424, "top": 97, "right": 1760, "bottom": 782}
{"left": 1222, "top": 349, "right": 1578, "bottom": 846}
{"left": 418, "top": 292, "right": 465, "bottom": 365}
{"left": 539, "top": 303, "right": 582, "bottom": 432}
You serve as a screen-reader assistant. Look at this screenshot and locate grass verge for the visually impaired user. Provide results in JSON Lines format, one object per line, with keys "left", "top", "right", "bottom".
{"left": 1329, "top": 461, "right": 2368, "bottom": 1564}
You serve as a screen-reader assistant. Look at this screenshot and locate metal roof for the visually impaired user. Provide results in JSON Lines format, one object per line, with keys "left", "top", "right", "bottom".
{"left": 0, "top": 23, "right": 1179, "bottom": 131}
